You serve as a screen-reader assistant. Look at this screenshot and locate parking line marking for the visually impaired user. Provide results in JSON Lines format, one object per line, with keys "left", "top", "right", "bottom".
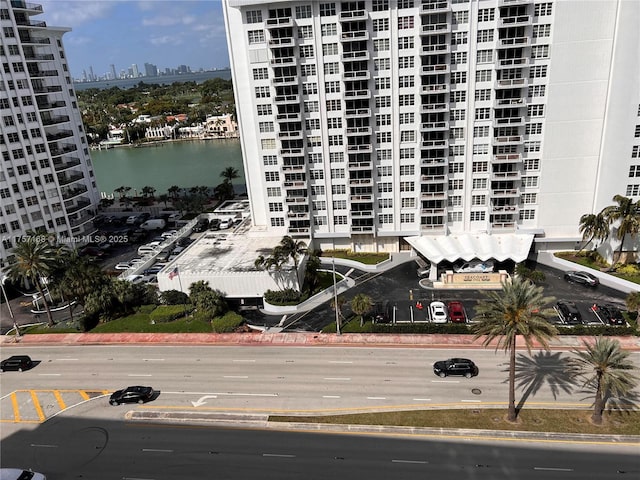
{"left": 263, "top": 453, "right": 295, "bottom": 458}
{"left": 142, "top": 448, "right": 173, "bottom": 453}
{"left": 56, "top": 358, "right": 79, "bottom": 361}
{"left": 128, "top": 374, "right": 153, "bottom": 377}
{"left": 143, "top": 359, "right": 165, "bottom": 362}
{"left": 79, "top": 390, "right": 90, "bottom": 401}
{"left": 38, "top": 373, "right": 61, "bottom": 376}
{"left": 10, "top": 392, "right": 20, "bottom": 422}
{"left": 533, "top": 467, "right": 573, "bottom": 472}
{"left": 329, "top": 361, "right": 353, "bottom": 364}
{"left": 31, "top": 444, "right": 58, "bottom": 448}
{"left": 392, "top": 459, "right": 428, "bottom": 464}
{"left": 30, "top": 391, "right": 45, "bottom": 422}
{"left": 53, "top": 390, "right": 67, "bottom": 410}
{"left": 233, "top": 359, "right": 256, "bottom": 362}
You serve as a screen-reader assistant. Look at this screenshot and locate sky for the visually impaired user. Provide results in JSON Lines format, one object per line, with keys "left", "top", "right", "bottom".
{"left": 38, "top": 0, "right": 230, "bottom": 79}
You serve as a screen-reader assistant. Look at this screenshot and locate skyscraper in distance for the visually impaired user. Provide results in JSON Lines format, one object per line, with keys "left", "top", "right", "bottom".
{"left": 223, "top": 0, "right": 639, "bottom": 266}
{"left": 0, "top": 0, "right": 101, "bottom": 267}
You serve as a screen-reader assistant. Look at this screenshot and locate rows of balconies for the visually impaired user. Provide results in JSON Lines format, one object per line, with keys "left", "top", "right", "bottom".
{"left": 421, "top": 84, "right": 449, "bottom": 93}
{"left": 351, "top": 225, "right": 374, "bottom": 233}
{"left": 421, "top": 121, "right": 449, "bottom": 131}
{"left": 494, "top": 97, "right": 525, "bottom": 108}
{"left": 53, "top": 156, "right": 80, "bottom": 171}
{"left": 492, "top": 135, "right": 523, "bottom": 145}
{"left": 350, "top": 194, "right": 373, "bottom": 203}
{"left": 421, "top": 103, "right": 448, "bottom": 113}
{"left": 63, "top": 187, "right": 89, "bottom": 203}
{"left": 421, "top": 191, "right": 447, "bottom": 199}
{"left": 495, "top": 78, "right": 528, "bottom": 89}
{"left": 274, "top": 94, "right": 299, "bottom": 104}
{"left": 499, "top": 15, "right": 531, "bottom": 27}
{"left": 46, "top": 130, "right": 73, "bottom": 142}
{"left": 344, "top": 71, "right": 370, "bottom": 80}
{"left": 420, "top": 1, "right": 449, "bottom": 14}
{"left": 287, "top": 211, "right": 310, "bottom": 220}
{"left": 347, "top": 144, "right": 372, "bottom": 153}
{"left": 278, "top": 131, "right": 303, "bottom": 139}
{"left": 491, "top": 204, "right": 520, "bottom": 213}
{"left": 421, "top": 174, "right": 447, "bottom": 184}
{"left": 14, "top": 17, "right": 46, "bottom": 27}
{"left": 345, "top": 108, "right": 371, "bottom": 118}
{"left": 268, "top": 38, "right": 293, "bottom": 46}
{"left": 18, "top": 34, "right": 50, "bottom": 44}
{"left": 57, "top": 171, "right": 84, "bottom": 186}
{"left": 28, "top": 69, "right": 58, "bottom": 77}
{"left": 266, "top": 17, "right": 292, "bottom": 27}
{"left": 11, "top": 1, "right": 44, "bottom": 13}
{"left": 50, "top": 143, "right": 77, "bottom": 157}
{"left": 342, "top": 50, "right": 369, "bottom": 62}
{"left": 349, "top": 178, "right": 373, "bottom": 186}
{"left": 276, "top": 112, "right": 300, "bottom": 121}
{"left": 341, "top": 31, "right": 369, "bottom": 41}
{"left": 421, "top": 139, "right": 449, "bottom": 149}
{"left": 494, "top": 116, "right": 525, "bottom": 126}
{"left": 422, "top": 44, "right": 450, "bottom": 54}
{"left": 491, "top": 170, "right": 522, "bottom": 181}
{"left": 24, "top": 52, "right": 54, "bottom": 61}
{"left": 491, "top": 188, "right": 520, "bottom": 198}
{"left": 69, "top": 212, "right": 94, "bottom": 228}
{"left": 273, "top": 75, "right": 297, "bottom": 85}
{"left": 283, "top": 180, "right": 307, "bottom": 189}
{"left": 350, "top": 210, "right": 374, "bottom": 218}
{"left": 32, "top": 84, "right": 62, "bottom": 94}
{"left": 340, "top": 9, "right": 366, "bottom": 20}
{"left": 41, "top": 114, "right": 70, "bottom": 126}
{"left": 346, "top": 127, "right": 372, "bottom": 136}
{"left": 270, "top": 57, "right": 295, "bottom": 66}
{"left": 422, "top": 64, "right": 449, "bottom": 75}
{"left": 497, "top": 37, "right": 529, "bottom": 48}
{"left": 37, "top": 100, "right": 65, "bottom": 109}
{"left": 422, "top": 157, "right": 447, "bottom": 166}
{"left": 421, "top": 23, "right": 451, "bottom": 35}
{"left": 280, "top": 148, "right": 303, "bottom": 157}
{"left": 496, "top": 57, "right": 529, "bottom": 69}
{"left": 493, "top": 153, "right": 522, "bottom": 163}
{"left": 344, "top": 89, "right": 370, "bottom": 99}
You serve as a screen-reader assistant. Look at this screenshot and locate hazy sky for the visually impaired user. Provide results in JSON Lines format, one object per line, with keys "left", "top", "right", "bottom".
{"left": 38, "top": 0, "right": 230, "bottom": 78}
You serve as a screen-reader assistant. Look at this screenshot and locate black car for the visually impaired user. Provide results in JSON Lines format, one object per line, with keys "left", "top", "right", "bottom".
{"left": 563, "top": 271, "right": 599, "bottom": 287}
{"left": 556, "top": 300, "right": 583, "bottom": 325}
{"left": 193, "top": 218, "right": 209, "bottom": 232}
{"left": 594, "top": 304, "right": 626, "bottom": 326}
{"left": 1, "top": 355, "right": 34, "bottom": 372}
{"left": 109, "top": 386, "right": 155, "bottom": 405}
{"left": 433, "top": 358, "right": 478, "bottom": 378}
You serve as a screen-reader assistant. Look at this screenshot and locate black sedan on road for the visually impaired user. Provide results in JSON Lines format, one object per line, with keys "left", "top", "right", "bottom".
{"left": 433, "top": 358, "right": 478, "bottom": 378}
{"left": 109, "top": 386, "right": 155, "bottom": 405}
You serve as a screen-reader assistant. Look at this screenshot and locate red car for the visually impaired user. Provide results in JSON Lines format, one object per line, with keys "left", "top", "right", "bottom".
{"left": 447, "top": 301, "right": 467, "bottom": 323}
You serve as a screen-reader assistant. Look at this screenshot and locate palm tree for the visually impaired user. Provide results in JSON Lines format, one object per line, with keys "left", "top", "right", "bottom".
{"left": 141, "top": 186, "right": 156, "bottom": 199}
{"left": 168, "top": 185, "right": 181, "bottom": 201}
{"left": 567, "top": 337, "right": 638, "bottom": 425}
{"left": 601, "top": 195, "right": 640, "bottom": 263}
{"left": 221, "top": 166, "right": 239, "bottom": 187}
{"left": 277, "top": 236, "right": 307, "bottom": 291}
{"left": 473, "top": 276, "right": 558, "bottom": 422}
{"left": 625, "top": 291, "right": 640, "bottom": 319}
{"left": 7, "top": 234, "right": 60, "bottom": 327}
{"left": 351, "top": 293, "right": 374, "bottom": 327}
{"left": 158, "top": 193, "right": 169, "bottom": 207}
{"left": 578, "top": 212, "right": 609, "bottom": 253}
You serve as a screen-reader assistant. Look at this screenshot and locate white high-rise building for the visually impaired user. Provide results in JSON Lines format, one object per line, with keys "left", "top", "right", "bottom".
{"left": 0, "top": 0, "right": 101, "bottom": 267}
{"left": 223, "top": 0, "right": 640, "bottom": 264}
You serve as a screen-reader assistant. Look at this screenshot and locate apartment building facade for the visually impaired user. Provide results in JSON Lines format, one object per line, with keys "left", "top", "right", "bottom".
{"left": 223, "top": 0, "right": 639, "bottom": 260}
{"left": 0, "top": 0, "right": 100, "bottom": 267}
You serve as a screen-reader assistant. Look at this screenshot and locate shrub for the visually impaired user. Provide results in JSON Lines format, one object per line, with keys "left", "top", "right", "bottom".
{"left": 615, "top": 264, "right": 640, "bottom": 276}
{"left": 149, "top": 305, "right": 192, "bottom": 323}
{"left": 160, "top": 290, "right": 190, "bottom": 305}
{"left": 264, "top": 288, "right": 301, "bottom": 305}
{"left": 212, "top": 312, "right": 244, "bottom": 333}
{"left": 137, "top": 304, "right": 157, "bottom": 314}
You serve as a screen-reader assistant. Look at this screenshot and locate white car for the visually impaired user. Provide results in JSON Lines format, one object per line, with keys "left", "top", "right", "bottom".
{"left": 0, "top": 469, "right": 47, "bottom": 480}
{"left": 429, "top": 301, "right": 448, "bottom": 323}
{"left": 124, "top": 274, "right": 145, "bottom": 284}
{"left": 114, "top": 262, "right": 131, "bottom": 270}
{"left": 161, "top": 230, "right": 178, "bottom": 238}
{"left": 218, "top": 219, "right": 231, "bottom": 230}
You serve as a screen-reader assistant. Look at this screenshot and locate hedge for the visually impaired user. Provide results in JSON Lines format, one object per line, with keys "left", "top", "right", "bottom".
{"left": 212, "top": 312, "right": 245, "bottom": 333}
{"left": 149, "top": 305, "right": 193, "bottom": 323}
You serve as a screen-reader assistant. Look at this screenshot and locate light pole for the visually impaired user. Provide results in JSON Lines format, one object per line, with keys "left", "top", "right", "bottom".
{"left": 332, "top": 258, "right": 340, "bottom": 335}
{"left": 1, "top": 273, "right": 14, "bottom": 320}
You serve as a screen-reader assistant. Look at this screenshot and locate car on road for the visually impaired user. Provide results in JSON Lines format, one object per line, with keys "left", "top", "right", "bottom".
{"left": 447, "top": 301, "right": 467, "bottom": 323}
{"left": 563, "top": 270, "right": 599, "bottom": 287}
{"left": 429, "top": 301, "right": 448, "bottom": 323}
{"left": 593, "top": 304, "right": 626, "bottom": 326}
{"left": 0, "top": 468, "right": 47, "bottom": 480}
{"left": 114, "top": 262, "right": 132, "bottom": 270}
{"left": 1, "top": 355, "right": 34, "bottom": 372}
{"left": 79, "top": 246, "right": 106, "bottom": 258}
{"left": 433, "top": 358, "right": 478, "bottom": 378}
{"left": 556, "top": 300, "right": 583, "bottom": 325}
{"left": 109, "top": 386, "right": 155, "bottom": 405}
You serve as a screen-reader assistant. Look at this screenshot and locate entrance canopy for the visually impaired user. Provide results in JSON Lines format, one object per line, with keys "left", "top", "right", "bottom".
{"left": 405, "top": 233, "right": 534, "bottom": 265}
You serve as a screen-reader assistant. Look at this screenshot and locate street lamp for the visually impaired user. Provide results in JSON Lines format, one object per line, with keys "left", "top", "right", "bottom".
{"left": 0, "top": 272, "right": 14, "bottom": 320}
{"left": 332, "top": 258, "right": 340, "bottom": 335}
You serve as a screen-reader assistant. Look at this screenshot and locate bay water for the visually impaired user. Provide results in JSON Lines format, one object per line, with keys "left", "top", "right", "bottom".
{"left": 90, "top": 140, "right": 245, "bottom": 198}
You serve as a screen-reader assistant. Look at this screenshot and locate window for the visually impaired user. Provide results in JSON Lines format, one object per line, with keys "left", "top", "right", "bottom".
{"left": 529, "top": 65, "right": 548, "bottom": 78}
{"left": 269, "top": 202, "right": 283, "bottom": 212}
{"left": 259, "top": 121, "right": 274, "bottom": 133}
{"left": 475, "top": 107, "right": 491, "bottom": 120}
{"left": 400, "top": 148, "right": 415, "bottom": 159}
{"left": 477, "top": 29, "right": 494, "bottom": 43}
{"left": 528, "top": 104, "right": 545, "bottom": 117}
{"left": 478, "top": 8, "right": 494, "bottom": 22}
{"left": 372, "top": 0, "right": 389, "bottom": 11}
{"left": 400, "top": 131, "right": 415, "bottom": 142}
{"left": 450, "top": 127, "right": 464, "bottom": 139}
{"left": 270, "top": 218, "right": 285, "bottom": 227}
{"left": 376, "top": 132, "right": 392, "bottom": 143}
{"left": 304, "top": 100, "right": 319, "bottom": 113}
{"left": 373, "top": 38, "right": 390, "bottom": 52}
{"left": 264, "top": 171, "right": 280, "bottom": 182}
{"left": 398, "top": 16, "right": 414, "bottom": 29}
{"left": 372, "top": 18, "right": 389, "bottom": 31}
{"left": 256, "top": 104, "right": 272, "bottom": 116}
{"left": 267, "top": 187, "right": 282, "bottom": 197}
{"left": 450, "top": 91, "right": 466, "bottom": 103}
{"left": 477, "top": 50, "right": 493, "bottom": 63}
{"left": 531, "top": 45, "right": 550, "bottom": 59}
{"left": 472, "top": 178, "right": 487, "bottom": 189}
{"left": 398, "top": 0, "right": 414, "bottom": 8}
{"left": 261, "top": 139, "right": 276, "bottom": 150}
{"left": 524, "top": 158, "right": 540, "bottom": 171}
{"left": 522, "top": 176, "right": 539, "bottom": 187}
{"left": 246, "top": 10, "right": 262, "bottom": 23}
{"left": 310, "top": 152, "right": 323, "bottom": 163}
{"left": 525, "top": 123, "right": 543, "bottom": 135}
{"left": 319, "top": 3, "right": 336, "bottom": 16}
{"left": 333, "top": 200, "right": 347, "bottom": 209}
{"left": 301, "top": 64, "right": 316, "bottom": 76}
{"left": 400, "top": 213, "right": 415, "bottom": 223}
{"left": 528, "top": 85, "right": 546, "bottom": 97}
{"left": 253, "top": 67, "right": 268, "bottom": 80}
{"left": 398, "top": 56, "right": 414, "bottom": 68}
{"left": 472, "top": 161, "right": 488, "bottom": 172}
{"left": 334, "top": 215, "right": 348, "bottom": 225}
{"left": 533, "top": 24, "right": 551, "bottom": 38}
{"left": 298, "top": 25, "right": 313, "bottom": 39}
{"left": 451, "top": 72, "right": 467, "bottom": 84}
{"left": 398, "top": 37, "right": 414, "bottom": 49}
{"left": 399, "top": 112, "right": 414, "bottom": 124}
{"left": 534, "top": 3, "right": 553, "bottom": 16}
{"left": 314, "top": 216, "right": 327, "bottom": 226}
{"left": 522, "top": 193, "right": 537, "bottom": 204}
{"left": 476, "top": 70, "right": 492, "bottom": 83}
{"left": 450, "top": 145, "right": 465, "bottom": 156}
{"left": 296, "top": 5, "right": 312, "bottom": 18}
{"left": 325, "top": 81, "right": 341, "bottom": 93}
{"left": 324, "top": 62, "right": 339, "bottom": 74}
{"left": 627, "top": 185, "right": 640, "bottom": 196}
{"left": 310, "top": 170, "right": 325, "bottom": 180}
{"left": 375, "top": 96, "right": 392, "bottom": 108}
{"left": 326, "top": 99, "right": 341, "bottom": 111}
{"left": 299, "top": 45, "right": 314, "bottom": 58}
{"left": 472, "top": 195, "right": 486, "bottom": 206}
{"left": 328, "top": 135, "right": 343, "bottom": 146}
{"left": 449, "top": 179, "right": 464, "bottom": 190}
{"left": 379, "top": 198, "right": 393, "bottom": 208}
{"left": 475, "top": 89, "right": 491, "bottom": 101}
{"left": 399, "top": 94, "right": 414, "bottom": 106}
{"left": 449, "top": 162, "right": 464, "bottom": 173}
{"left": 375, "top": 77, "right": 391, "bottom": 89}
{"left": 519, "top": 209, "right": 536, "bottom": 220}
{"left": 321, "top": 23, "right": 337, "bottom": 36}
{"left": 376, "top": 114, "right": 391, "bottom": 126}
{"left": 255, "top": 86, "right": 270, "bottom": 98}
{"left": 307, "top": 136, "right": 321, "bottom": 147}
{"left": 451, "top": 109, "right": 465, "bottom": 121}
{"left": 247, "top": 30, "right": 265, "bottom": 44}
{"left": 327, "top": 117, "right": 342, "bottom": 128}
{"left": 473, "top": 125, "right": 490, "bottom": 137}
{"left": 451, "top": 52, "right": 467, "bottom": 65}
{"left": 378, "top": 165, "right": 392, "bottom": 176}
{"left": 470, "top": 211, "right": 485, "bottom": 221}
{"left": 399, "top": 165, "right": 415, "bottom": 175}
{"left": 263, "top": 155, "right": 278, "bottom": 165}
{"left": 322, "top": 43, "right": 339, "bottom": 55}
{"left": 302, "top": 82, "right": 318, "bottom": 95}
{"left": 472, "top": 144, "right": 489, "bottom": 155}
{"left": 448, "top": 211, "right": 463, "bottom": 222}
{"left": 329, "top": 152, "right": 343, "bottom": 163}
{"left": 374, "top": 58, "right": 391, "bottom": 71}
{"left": 332, "top": 184, "right": 346, "bottom": 194}
{"left": 378, "top": 182, "right": 393, "bottom": 193}
{"left": 311, "top": 185, "right": 325, "bottom": 195}
{"left": 633, "top": 146, "right": 640, "bottom": 159}
{"left": 452, "top": 32, "right": 468, "bottom": 45}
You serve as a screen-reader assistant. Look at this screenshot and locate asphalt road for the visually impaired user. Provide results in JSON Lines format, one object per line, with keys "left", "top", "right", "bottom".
{"left": 2, "top": 416, "right": 638, "bottom": 480}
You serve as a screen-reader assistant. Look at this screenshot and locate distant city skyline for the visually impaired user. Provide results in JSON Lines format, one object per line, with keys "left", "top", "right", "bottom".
{"left": 38, "top": 0, "right": 230, "bottom": 80}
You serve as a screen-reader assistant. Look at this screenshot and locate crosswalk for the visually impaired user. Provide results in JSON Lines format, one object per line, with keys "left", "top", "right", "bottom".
{"left": 1, "top": 389, "right": 109, "bottom": 423}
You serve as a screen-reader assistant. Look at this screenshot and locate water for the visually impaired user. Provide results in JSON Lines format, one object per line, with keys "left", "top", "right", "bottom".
{"left": 90, "top": 140, "right": 245, "bottom": 198}
{"left": 73, "top": 69, "right": 232, "bottom": 91}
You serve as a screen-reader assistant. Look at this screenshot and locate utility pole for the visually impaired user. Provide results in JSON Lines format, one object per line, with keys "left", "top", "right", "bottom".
{"left": 333, "top": 258, "right": 340, "bottom": 335}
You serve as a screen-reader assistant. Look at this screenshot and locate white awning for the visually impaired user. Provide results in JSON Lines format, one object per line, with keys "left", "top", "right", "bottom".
{"left": 404, "top": 233, "right": 535, "bottom": 264}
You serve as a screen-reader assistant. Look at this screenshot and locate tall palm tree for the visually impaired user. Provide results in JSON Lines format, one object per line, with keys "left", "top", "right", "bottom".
{"left": 141, "top": 186, "right": 156, "bottom": 199}
{"left": 601, "top": 195, "right": 640, "bottom": 262}
{"left": 473, "top": 276, "right": 558, "bottom": 421}
{"left": 277, "top": 236, "right": 307, "bottom": 291}
{"left": 168, "top": 185, "right": 181, "bottom": 201}
{"left": 220, "top": 166, "right": 239, "bottom": 188}
{"left": 578, "top": 212, "right": 609, "bottom": 253}
{"left": 351, "top": 293, "right": 374, "bottom": 327}
{"left": 567, "top": 337, "right": 638, "bottom": 425}
{"left": 7, "top": 235, "right": 60, "bottom": 327}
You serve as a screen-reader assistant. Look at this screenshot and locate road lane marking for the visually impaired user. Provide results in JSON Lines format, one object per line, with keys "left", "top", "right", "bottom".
{"left": 128, "top": 374, "right": 153, "bottom": 377}
{"left": 38, "top": 373, "right": 61, "bottom": 376}
{"left": 322, "top": 395, "right": 341, "bottom": 398}
{"left": 10, "top": 392, "right": 20, "bottom": 422}
{"left": 431, "top": 380, "right": 459, "bottom": 383}
{"left": 232, "top": 359, "right": 256, "bottom": 362}
{"left": 461, "top": 400, "right": 481, "bottom": 403}
{"left": 329, "top": 361, "right": 353, "bottom": 364}
{"left": 30, "top": 390, "right": 45, "bottom": 422}
{"left": 392, "top": 459, "right": 428, "bottom": 464}
{"left": 31, "top": 444, "right": 58, "bottom": 448}
{"left": 79, "top": 391, "right": 90, "bottom": 401}
{"left": 142, "top": 448, "right": 173, "bottom": 453}
{"left": 324, "top": 377, "right": 351, "bottom": 381}
{"left": 367, "top": 397, "right": 387, "bottom": 400}
{"left": 53, "top": 390, "right": 66, "bottom": 410}
{"left": 533, "top": 467, "right": 573, "bottom": 472}
{"left": 223, "top": 375, "right": 248, "bottom": 379}
{"left": 263, "top": 453, "right": 295, "bottom": 458}
{"left": 143, "top": 359, "right": 165, "bottom": 362}
{"left": 413, "top": 398, "right": 432, "bottom": 401}
{"left": 56, "top": 358, "right": 78, "bottom": 361}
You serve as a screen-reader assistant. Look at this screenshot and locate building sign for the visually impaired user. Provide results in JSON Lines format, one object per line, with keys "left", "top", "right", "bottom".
{"left": 443, "top": 271, "right": 508, "bottom": 285}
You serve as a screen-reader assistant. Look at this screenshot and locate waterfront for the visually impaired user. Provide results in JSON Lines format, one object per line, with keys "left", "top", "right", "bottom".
{"left": 73, "top": 69, "right": 232, "bottom": 91}
{"left": 90, "top": 140, "right": 245, "bottom": 198}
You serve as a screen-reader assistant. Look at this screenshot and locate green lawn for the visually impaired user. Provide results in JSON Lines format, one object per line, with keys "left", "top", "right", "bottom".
{"left": 270, "top": 408, "right": 640, "bottom": 436}
{"left": 321, "top": 250, "right": 390, "bottom": 265}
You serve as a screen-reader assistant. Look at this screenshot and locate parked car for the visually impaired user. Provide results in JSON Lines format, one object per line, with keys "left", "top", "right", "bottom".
{"left": 124, "top": 274, "right": 145, "bottom": 284}
{"left": 194, "top": 218, "right": 209, "bottom": 232}
{"left": 218, "top": 219, "right": 232, "bottom": 230}
{"left": 563, "top": 270, "right": 599, "bottom": 287}
{"left": 208, "top": 218, "right": 221, "bottom": 231}
{"left": 556, "top": 300, "right": 583, "bottom": 325}
{"left": 125, "top": 215, "right": 139, "bottom": 225}
{"left": 429, "top": 301, "right": 448, "bottom": 323}
{"left": 447, "top": 301, "right": 467, "bottom": 323}
{"left": 114, "top": 262, "right": 132, "bottom": 271}
{"left": 143, "top": 263, "right": 167, "bottom": 275}
{"left": 1, "top": 355, "right": 34, "bottom": 372}
{"left": 161, "top": 230, "right": 178, "bottom": 239}
{"left": 594, "top": 304, "right": 626, "bottom": 326}
{"left": 0, "top": 469, "right": 47, "bottom": 480}
{"left": 433, "top": 358, "right": 478, "bottom": 378}
{"left": 109, "top": 386, "right": 155, "bottom": 405}
{"left": 79, "top": 246, "right": 105, "bottom": 258}
{"left": 139, "top": 219, "right": 166, "bottom": 231}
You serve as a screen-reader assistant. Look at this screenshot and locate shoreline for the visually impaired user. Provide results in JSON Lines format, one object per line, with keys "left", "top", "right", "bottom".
{"left": 91, "top": 135, "right": 240, "bottom": 151}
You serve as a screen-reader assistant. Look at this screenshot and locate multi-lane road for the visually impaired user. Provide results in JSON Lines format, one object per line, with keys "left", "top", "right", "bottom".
{"left": 1, "top": 345, "right": 639, "bottom": 479}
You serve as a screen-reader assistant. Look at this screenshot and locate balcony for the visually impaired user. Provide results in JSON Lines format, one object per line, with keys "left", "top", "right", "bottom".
{"left": 283, "top": 180, "right": 307, "bottom": 189}
{"left": 15, "top": 18, "right": 46, "bottom": 27}
{"left": 57, "top": 172, "right": 84, "bottom": 186}
{"left": 420, "top": 1, "right": 450, "bottom": 14}
{"left": 287, "top": 210, "right": 310, "bottom": 219}
{"left": 53, "top": 157, "right": 81, "bottom": 171}
{"left": 421, "top": 224, "right": 446, "bottom": 232}
{"left": 266, "top": 17, "right": 293, "bottom": 28}
{"left": 280, "top": 148, "right": 303, "bottom": 157}
{"left": 37, "top": 100, "right": 66, "bottom": 109}
{"left": 65, "top": 197, "right": 91, "bottom": 214}
{"left": 421, "top": 174, "right": 447, "bottom": 183}
{"left": 493, "top": 153, "right": 522, "bottom": 163}
{"left": 491, "top": 189, "right": 520, "bottom": 198}
{"left": 421, "top": 103, "right": 448, "bottom": 113}
{"left": 282, "top": 163, "right": 305, "bottom": 172}
{"left": 347, "top": 144, "right": 372, "bottom": 153}
{"left": 50, "top": 144, "right": 78, "bottom": 157}
{"left": 276, "top": 112, "right": 301, "bottom": 121}
{"left": 45, "top": 130, "right": 74, "bottom": 142}
{"left": 495, "top": 57, "right": 529, "bottom": 69}
{"left": 274, "top": 94, "right": 299, "bottom": 104}
{"left": 346, "top": 127, "right": 372, "bottom": 136}
{"left": 28, "top": 69, "right": 58, "bottom": 77}
{"left": 41, "top": 114, "right": 70, "bottom": 126}
{"left": 495, "top": 116, "right": 525, "bottom": 126}
{"left": 10, "top": 1, "right": 44, "bottom": 13}
{"left": 349, "top": 178, "right": 373, "bottom": 186}
{"left": 344, "top": 70, "right": 370, "bottom": 80}
{"left": 345, "top": 108, "right": 371, "bottom": 118}
{"left": 32, "top": 85, "right": 62, "bottom": 94}
{"left": 350, "top": 194, "right": 373, "bottom": 202}
{"left": 491, "top": 170, "right": 522, "bottom": 181}
{"left": 273, "top": 75, "right": 297, "bottom": 85}
{"left": 62, "top": 185, "right": 88, "bottom": 201}
{"left": 494, "top": 97, "right": 525, "bottom": 108}
{"left": 350, "top": 210, "right": 374, "bottom": 218}
{"left": 421, "top": 23, "right": 450, "bottom": 34}
{"left": 69, "top": 212, "right": 94, "bottom": 228}
{"left": 421, "top": 139, "right": 449, "bottom": 149}
{"left": 270, "top": 56, "right": 295, "bottom": 66}
{"left": 499, "top": 0, "right": 530, "bottom": 5}
{"left": 24, "top": 52, "right": 54, "bottom": 61}
{"left": 342, "top": 50, "right": 369, "bottom": 62}
{"left": 422, "top": 44, "right": 450, "bottom": 55}
{"left": 422, "top": 157, "right": 448, "bottom": 166}
{"left": 495, "top": 78, "right": 528, "bottom": 89}
{"left": 499, "top": 15, "right": 532, "bottom": 27}
{"left": 490, "top": 221, "right": 516, "bottom": 230}
{"left": 422, "top": 64, "right": 450, "bottom": 75}
{"left": 18, "top": 35, "right": 50, "bottom": 45}
{"left": 278, "top": 131, "right": 303, "bottom": 139}
{"left": 421, "top": 207, "right": 446, "bottom": 215}
{"left": 341, "top": 31, "right": 369, "bottom": 41}
{"left": 420, "top": 121, "right": 449, "bottom": 131}
{"left": 351, "top": 225, "right": 374, "bottom": 233}
{"left": 269, "top": 38, "right": 293, "bottom": 46}
{"left": 497, "top": 37, "right": 530, "bottom": 48}
{"left": 344, "top": 89, "right": 371, "bottom": 99}
{"left": 285, "top": 196, "right": 308, "bottom": 204}
{"left": 491, "top": 204, "right": 520, "bottom": 213}
{"left": 493, "top": 135, "right": 523, "bottom": 145}
{"left": 340, "top": 10, "right": 366, "bottom": 19}
{"left": 422, "top": 84, "right": 449, "bottom": 93}
{"left": 421, "top": 191, "right": 447, "bottom": 199}
{"left": 288, "top": 227, "right": 310, "bottom": 234}
{"left": 348, "top": 160, "right": 372, "bottom": 170}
